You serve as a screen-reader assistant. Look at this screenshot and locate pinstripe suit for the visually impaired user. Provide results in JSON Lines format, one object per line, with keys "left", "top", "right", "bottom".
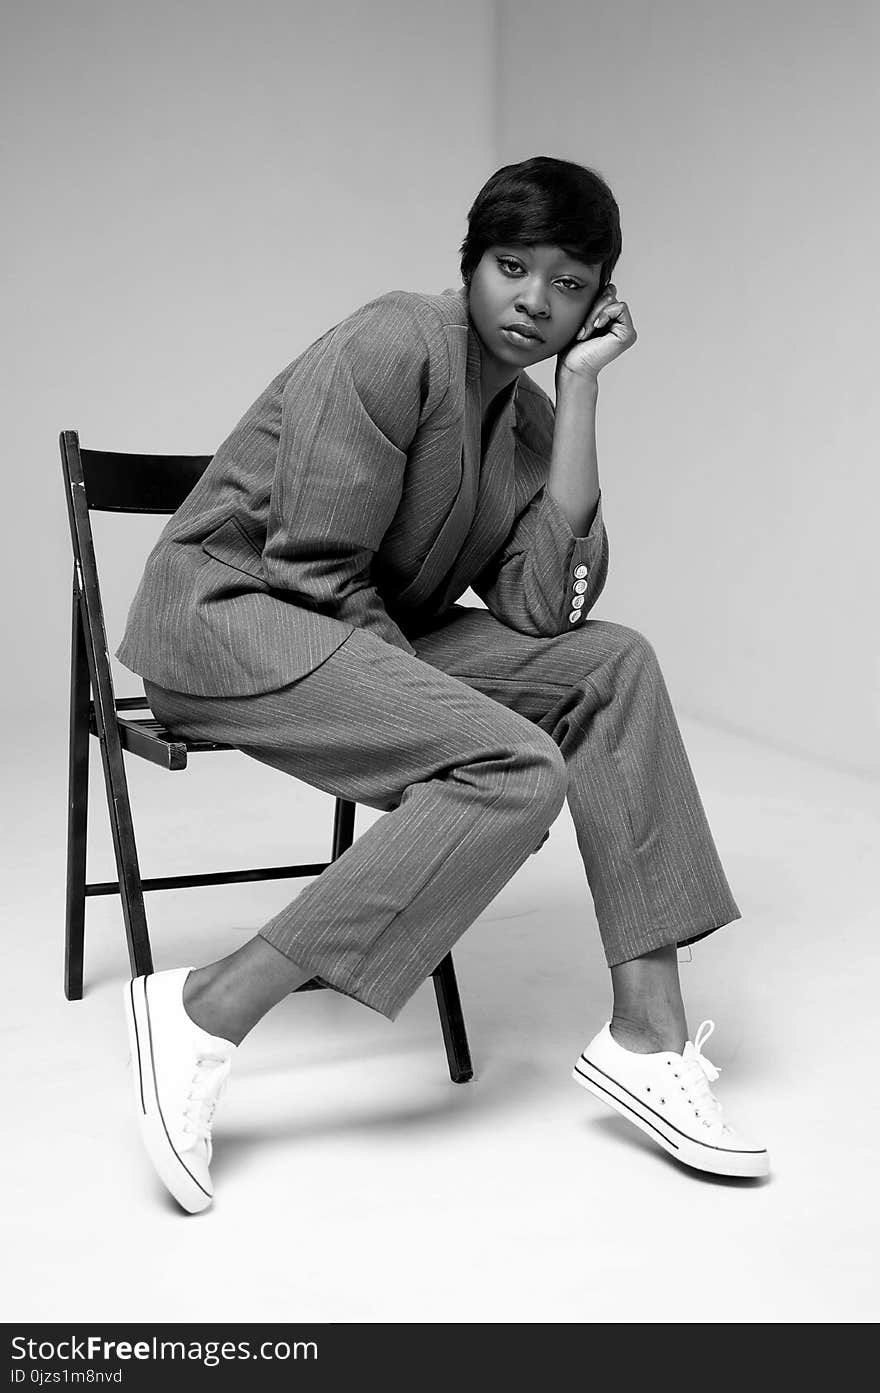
{"left": 119, "top": 284, "right": 740, "bottom": 1020}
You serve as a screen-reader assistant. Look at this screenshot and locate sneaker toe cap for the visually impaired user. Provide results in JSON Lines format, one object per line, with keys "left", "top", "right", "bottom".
{"left": 170, "top": 1148, "right": 214, "bottom": 1211}
{"left": 718, "top": 1120, "right": 765, "bottom": 1149}
{"left": 715, "top": 1124, "right": 770, "bottom": 1170}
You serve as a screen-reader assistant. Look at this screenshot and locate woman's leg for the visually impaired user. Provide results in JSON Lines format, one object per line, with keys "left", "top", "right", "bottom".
{"left": 144, "top": 624, "right": 568, "bottom": 1041}
{"left": 130, "top": 626, "right": 575, "bottom": 1212}
{"left": 411, "top": 608, "right": 740, "bottom": 1051}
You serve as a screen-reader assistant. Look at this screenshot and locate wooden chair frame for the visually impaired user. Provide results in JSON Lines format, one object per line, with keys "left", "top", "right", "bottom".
{"left": 59, "top": 428, "right": 473, "bottom": 1083}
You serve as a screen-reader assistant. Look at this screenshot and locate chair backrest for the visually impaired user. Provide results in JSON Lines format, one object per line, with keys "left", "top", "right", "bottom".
{"left": 68, "top": 436, "right": 213, "bottom": 515}
{"left": 59, "top": 429, "right": 213, "bottom": 739}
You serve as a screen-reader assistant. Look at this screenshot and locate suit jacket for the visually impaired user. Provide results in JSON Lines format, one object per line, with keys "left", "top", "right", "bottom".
{"left": 115, "top": 284, "right": 609, "bottom": 697}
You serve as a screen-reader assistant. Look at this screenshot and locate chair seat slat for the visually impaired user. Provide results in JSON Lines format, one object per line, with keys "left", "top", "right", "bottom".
{"left": 118, "top": 716, "right": 227, "bottom": 751}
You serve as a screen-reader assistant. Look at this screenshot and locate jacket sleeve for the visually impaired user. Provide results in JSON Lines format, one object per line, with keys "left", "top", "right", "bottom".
{"left": 470, "top": 388, "right": 609, "bottom": 637}
{"left": 262, "top": 294, "right": 449, "bottom": 656}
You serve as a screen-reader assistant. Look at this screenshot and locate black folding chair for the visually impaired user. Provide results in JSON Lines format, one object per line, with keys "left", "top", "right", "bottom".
{"left": 59, "top": 428, "right": 473, "bottom": 1083}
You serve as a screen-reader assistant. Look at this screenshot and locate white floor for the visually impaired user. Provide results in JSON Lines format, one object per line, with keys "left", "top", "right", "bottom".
{"left": 2, "top": 714, "right": 878, "bottom": 1324}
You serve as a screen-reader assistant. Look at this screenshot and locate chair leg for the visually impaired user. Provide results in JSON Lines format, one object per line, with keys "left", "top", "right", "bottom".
{"left": 331, "top": 797, "right": 356, "bottom": 859}
{"left": 75, "top": 628, "right": 152, "bottom": 981}
{"left": 432, "top": 953, "right": 474, "bottom": 1084}
{"left": 65, "top": 589, "right": 90, "bottom": 1000}
{"left": 94, "top": 725, "right": 154, "bottom": 979}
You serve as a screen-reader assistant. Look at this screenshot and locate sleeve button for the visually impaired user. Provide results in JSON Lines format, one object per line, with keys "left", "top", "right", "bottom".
{"left": 574, "top": 564, "right": 588, "bottom": 578}
{"left": 568, "top": 609, "right": 582, "bottom": 623}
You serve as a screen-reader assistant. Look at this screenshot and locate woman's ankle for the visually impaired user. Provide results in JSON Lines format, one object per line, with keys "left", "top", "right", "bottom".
{"left": 182, "top": 966, "right": 246, "bottom": 1044}
{"left": 608, "top": 944, "right": 688, "bottom": 1053}
{"left": 181, "top": 945, "right": 314, "bottom": 1045}
{"left": 609, "top": 1009, "right": 687, "bottom": 1055}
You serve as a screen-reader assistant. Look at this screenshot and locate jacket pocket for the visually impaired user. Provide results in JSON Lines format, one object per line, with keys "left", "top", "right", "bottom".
{"left": 201, "top": 517, "right": 266, "bottom": 582}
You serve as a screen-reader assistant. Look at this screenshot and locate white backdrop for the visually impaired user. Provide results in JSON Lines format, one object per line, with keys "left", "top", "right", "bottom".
{"left": 498, "top": 0, "right": 880, "bottom": 779}
{"left": 0, "top": 0, "right": 495, "bottom": 716}
{"left": 2, "top": 0, "right": 876, "bottom": 778}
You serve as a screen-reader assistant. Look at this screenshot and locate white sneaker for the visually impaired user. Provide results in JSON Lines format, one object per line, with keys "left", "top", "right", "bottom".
{"left": 572, "top": 1020, "right": 769, "bottom": 1178}
{"left": 123, "top": 968, "right": 236, "bottom": 1213}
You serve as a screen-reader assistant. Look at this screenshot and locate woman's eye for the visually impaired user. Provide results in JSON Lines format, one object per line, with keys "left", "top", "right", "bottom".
{"left": 496, "top": 259, "right": 582, "bottom": 291}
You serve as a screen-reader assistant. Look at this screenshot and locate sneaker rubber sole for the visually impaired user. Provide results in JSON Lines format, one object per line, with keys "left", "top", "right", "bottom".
{"left": 124, "top": 976, "right": 213, "bottom": 1213}
{"left": 572, "top": 1052, "right": 769, "bottom": 1179}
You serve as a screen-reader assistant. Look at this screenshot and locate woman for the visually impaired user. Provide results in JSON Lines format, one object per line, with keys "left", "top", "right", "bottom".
{"left": 117, "top": 155, "right": 768, "bottom": 1213}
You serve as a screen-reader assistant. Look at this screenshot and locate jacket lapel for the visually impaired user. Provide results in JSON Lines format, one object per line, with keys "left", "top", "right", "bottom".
{"left": 431, "top": 325, "right": 519, "bottom": 611}
{"left": 391, "top": 288, "right": 520, "bottom": 615}
{"left": 390, "top": 291, "right": 475, "bottom": 610}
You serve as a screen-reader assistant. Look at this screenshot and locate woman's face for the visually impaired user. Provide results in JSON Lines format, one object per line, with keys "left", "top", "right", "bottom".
{"left": 467, "top": 243, "right": 604, "bottom": 378}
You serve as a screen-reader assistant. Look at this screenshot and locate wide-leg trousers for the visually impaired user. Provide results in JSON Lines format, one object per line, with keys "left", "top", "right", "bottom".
{"left": 143, "top": 606, "right": 741, "bottom": 1021}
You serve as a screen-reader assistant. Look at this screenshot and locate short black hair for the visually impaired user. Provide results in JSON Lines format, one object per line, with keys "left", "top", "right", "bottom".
{"left": 459, "top": 155, "right": 621, "bottom": 289}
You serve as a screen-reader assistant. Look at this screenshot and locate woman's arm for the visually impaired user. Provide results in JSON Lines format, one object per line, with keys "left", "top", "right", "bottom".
{"left": 470, "top": 386, "right": 609, "bottom": 636}
{"left": 546, "top": 374, "right": 600, "bottom": 537}
{"left": 471, "top": 287, "right": 636, "bottom": 636}
{"left": 548, "top": 282, "right": 637, "bottom": 535}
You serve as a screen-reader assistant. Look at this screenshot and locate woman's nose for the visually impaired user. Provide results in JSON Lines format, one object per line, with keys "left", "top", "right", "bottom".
{"left": 515, "top": 287, "right": 549, "bottom": 318}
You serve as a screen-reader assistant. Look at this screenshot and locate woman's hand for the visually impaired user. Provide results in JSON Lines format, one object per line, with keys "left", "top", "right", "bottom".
{"left": 556, "top": 283, "right": 637, "bottom": 387}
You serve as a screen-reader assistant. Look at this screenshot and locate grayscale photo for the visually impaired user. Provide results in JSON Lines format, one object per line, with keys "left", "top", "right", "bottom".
{"left": 2, "top": 0, "right": 877, "bottom": 1344}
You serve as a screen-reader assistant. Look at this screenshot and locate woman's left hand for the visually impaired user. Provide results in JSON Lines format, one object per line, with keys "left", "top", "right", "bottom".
{"left": 556, "top": 284, "right": 637, "bottom": 385}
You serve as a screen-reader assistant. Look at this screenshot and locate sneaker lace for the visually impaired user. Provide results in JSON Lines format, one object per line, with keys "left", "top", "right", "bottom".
{"left": 679, "top": 1020, "right": 730, "bottom": 1136}
{"left": 182, "top": 1052, "right": 230, "bottom": 1144}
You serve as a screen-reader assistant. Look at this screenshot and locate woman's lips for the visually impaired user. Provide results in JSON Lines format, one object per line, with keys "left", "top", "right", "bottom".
{"left": 501, "top": 326, "right": 542, "bottom": 348}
